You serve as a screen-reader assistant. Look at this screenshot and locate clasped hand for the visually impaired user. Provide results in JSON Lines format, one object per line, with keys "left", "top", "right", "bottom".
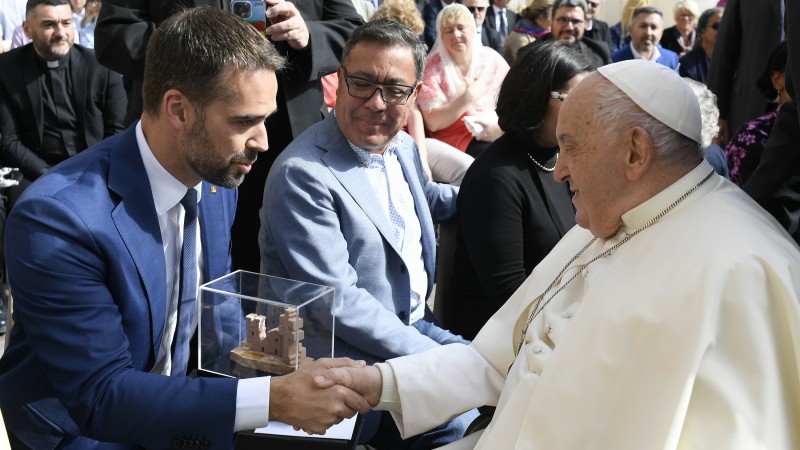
{"left": 269, "top": 358, "right": 378, "bottom": 435}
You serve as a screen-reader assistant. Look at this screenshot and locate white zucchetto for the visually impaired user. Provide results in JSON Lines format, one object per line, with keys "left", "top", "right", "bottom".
{"left": 597, "top": 60, "right": 702, "bottom": 144}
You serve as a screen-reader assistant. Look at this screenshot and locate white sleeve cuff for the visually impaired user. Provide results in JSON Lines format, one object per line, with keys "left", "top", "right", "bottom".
{"left": 374, "top": 362, "right": 402, "bottom": 413}
{"left": 233, "top": 376, "right": 271, "bottom": 432}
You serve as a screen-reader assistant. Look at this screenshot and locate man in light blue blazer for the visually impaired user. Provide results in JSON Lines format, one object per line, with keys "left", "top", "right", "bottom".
{"left": 0, "top": 7, "right": 368, "bottom": 449}
{"left": 260, "top": 20, "right": 477, "bottom": 448}
{"left": 611, "top": 6, "right": 679, "bottom": 70}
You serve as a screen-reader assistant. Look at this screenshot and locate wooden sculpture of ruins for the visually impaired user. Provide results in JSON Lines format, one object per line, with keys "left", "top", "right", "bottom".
{"left": 230, "top": 307, "right": 312, "bottom": 375}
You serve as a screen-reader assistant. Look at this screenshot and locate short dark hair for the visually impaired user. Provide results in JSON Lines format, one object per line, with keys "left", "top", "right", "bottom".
{"left": 141, "top": 6, "right": 285, "bottom": 118}
{"left": 497, "top": 40, "right": 592, "bottom": 142}
{"left": 341, "top": 19, "right": 426, "bottom": 82}
{"left": 756, "top": 40, "right": 788, "bottom": 100}
{"left": 26, "top": 0, "right": 70, "bottom": 15}
{"left": 551, "top": 0, "right": 587, "bottom": 17}
{"left": 631, "top": 5, "right": 663, "bottom": 23}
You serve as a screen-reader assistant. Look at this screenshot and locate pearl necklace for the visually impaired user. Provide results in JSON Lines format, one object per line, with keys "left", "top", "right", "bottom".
{"left": 513, "top": 170, "right": 715, "bottom": 357}
{"left": 527, "top": 151, "right": 557, "bottom": 172}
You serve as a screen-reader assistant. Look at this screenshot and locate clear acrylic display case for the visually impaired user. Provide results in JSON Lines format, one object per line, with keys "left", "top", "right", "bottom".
{"left": 198, "top": 270, "right": 335, "bottom": 378}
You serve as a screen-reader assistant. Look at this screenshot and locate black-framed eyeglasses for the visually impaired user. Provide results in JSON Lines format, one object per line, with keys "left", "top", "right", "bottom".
{"left": 466, "top": 6, "right": 486, "bottom": 12}
{"left": 554, "top": 16, "right": 584, "bottom": 26}
{"left": 342, "top": 67, "right": 416, "bottom": 105}
{"left": 550, "top": 91, "right": 568, "bottom": 102}
{"left": 711, "top": 22, "right": 720, "bottom": 30}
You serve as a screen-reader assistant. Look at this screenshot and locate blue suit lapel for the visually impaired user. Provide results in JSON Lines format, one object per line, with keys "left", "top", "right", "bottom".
{"left": 198, "top": 182, "right": 232, "bottom": 281}
{"left": 107, "top": 126, "right": 168, "bottom": 356}
{"left": 317, "top": 115, "right": 405, "bottom": 258}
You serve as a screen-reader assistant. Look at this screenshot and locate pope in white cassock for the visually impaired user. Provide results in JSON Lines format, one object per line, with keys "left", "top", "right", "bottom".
{"left": 316, "top": 59, "right": 800, "bottom": 449}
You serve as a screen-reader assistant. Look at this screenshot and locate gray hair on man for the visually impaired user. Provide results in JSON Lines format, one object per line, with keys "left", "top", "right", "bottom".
{"left": 591, "top": 60, "right": 703, "bottom": 167}
{"left": 551, "top": 0, "right": 588, "bottom": 17}
{"left": 341, "top": 19, "right": 428, "bottom": 82}
{"left": 631, "top": 5, "right": 663, "bottom": 22}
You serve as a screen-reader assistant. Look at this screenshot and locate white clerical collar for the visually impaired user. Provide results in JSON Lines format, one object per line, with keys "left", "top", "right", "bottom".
{"left": 135, "top": 121, "right": 202, "bottom": 216}
{"left": 630, "top": 43, "right": 661, "bottom": 62}
{"left": 46, "top": 60, "right": 60, "bottom": 68}
{"left": 619, "top": 160, "right": 715, "bottom": 232}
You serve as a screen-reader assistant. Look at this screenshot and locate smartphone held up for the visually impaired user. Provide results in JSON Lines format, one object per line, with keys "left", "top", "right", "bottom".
{"left": 230, "top": 0, "right": 268, "bottom": 35}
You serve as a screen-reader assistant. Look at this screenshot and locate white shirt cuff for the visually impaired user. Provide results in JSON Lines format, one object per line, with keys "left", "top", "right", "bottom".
{"left": 233, "top": 376, "right": 271, "bottom": 431}
{"left": 374, "top": 362, "right": 402, "bottom": 413}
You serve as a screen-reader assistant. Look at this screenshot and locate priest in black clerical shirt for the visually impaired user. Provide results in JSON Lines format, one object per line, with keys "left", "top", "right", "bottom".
{"left": 0, "top": 0, "right": 126, "bottom": 210}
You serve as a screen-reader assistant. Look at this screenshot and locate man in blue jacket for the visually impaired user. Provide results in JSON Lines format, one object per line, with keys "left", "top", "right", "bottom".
{"left": 0, "top": 6, "right": 369, "bottom": 449}
{"left": 612, "top": 6, "right": 679, "bottom": 69}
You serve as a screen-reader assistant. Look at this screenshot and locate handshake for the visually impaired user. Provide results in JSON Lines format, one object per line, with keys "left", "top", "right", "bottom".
{"left": 269, "top": 357, "right": 384, "bottom": 435}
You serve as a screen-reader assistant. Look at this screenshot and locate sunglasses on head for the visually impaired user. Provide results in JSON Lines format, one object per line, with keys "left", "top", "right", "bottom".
{"left": 466, "top": 6, "right": 486, "bottom": 12}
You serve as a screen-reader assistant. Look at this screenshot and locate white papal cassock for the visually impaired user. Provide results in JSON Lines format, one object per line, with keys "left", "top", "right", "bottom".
{"left": 375, "top": 161, "right": 800, "bottom": 449}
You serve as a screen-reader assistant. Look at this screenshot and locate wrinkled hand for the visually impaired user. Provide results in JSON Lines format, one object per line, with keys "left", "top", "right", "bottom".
{"left": 314, "top": 365, "right": 382, "bottom": 407}
{"left": 269, "top": 358, "right": 372, "bottom": 435}
{"left": 265, "top": 0, "right": 310, "bottom": 50}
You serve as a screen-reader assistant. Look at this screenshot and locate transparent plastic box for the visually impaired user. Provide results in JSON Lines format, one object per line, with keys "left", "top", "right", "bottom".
{"left": 198, "top": 270, "right": 335, "bottom": 378}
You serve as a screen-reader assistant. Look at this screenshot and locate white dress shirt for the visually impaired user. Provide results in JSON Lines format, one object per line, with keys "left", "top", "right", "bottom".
{"left": 351, "top": 137, "right": 427, "bottom": 324}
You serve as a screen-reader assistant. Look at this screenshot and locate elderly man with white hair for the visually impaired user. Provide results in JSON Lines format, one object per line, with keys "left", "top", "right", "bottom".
{"left": 315, "top": 59, "right": 800, "bottom": 450}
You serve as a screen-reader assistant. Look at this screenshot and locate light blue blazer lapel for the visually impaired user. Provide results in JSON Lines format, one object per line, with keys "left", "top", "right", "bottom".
{"left": 317, "top": 115, "right": 405, "bottom": 258}
{"left": 107, "top": 126, "right": 168, "bottom": 361}
{"left": 395, "top": 141, "right": 437, "bottom": 294}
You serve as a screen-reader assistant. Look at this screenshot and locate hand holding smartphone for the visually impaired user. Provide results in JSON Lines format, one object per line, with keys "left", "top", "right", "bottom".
{"left": 230, "top": 1, "right": 268, "bottom": 35}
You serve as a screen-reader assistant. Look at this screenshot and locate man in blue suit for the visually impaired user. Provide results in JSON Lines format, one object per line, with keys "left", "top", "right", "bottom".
{"left": 0, "top": 6, "right": 369, "bottom": 449}
{"left": 611, "top": 6, "right": 679, "bottom": 70}
{"left": 260, "top": 20, "right": 477, "bottom": 448}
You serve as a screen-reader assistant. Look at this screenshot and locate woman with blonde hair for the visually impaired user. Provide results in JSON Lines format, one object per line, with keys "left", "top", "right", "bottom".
{"left": 371, "top": 0, "right": 424, "bottom": 35}
{"left": 661, "top": 0, "right": 701, "bottom": 56}
{"left": 609, "top": 0, "right": 651, "bottom": 51}
{"left": 418, "top": 4, "right": 510, "bottom": 156}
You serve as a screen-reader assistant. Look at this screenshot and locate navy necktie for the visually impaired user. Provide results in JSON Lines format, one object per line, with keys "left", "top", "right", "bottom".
{"left": 171, "top": 188, "right": 198, "bottom": 376}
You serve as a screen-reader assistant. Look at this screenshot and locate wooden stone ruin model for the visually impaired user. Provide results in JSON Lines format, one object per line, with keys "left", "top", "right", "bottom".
{"left": 230, "top": 307, "right": 313, "bottom": 375}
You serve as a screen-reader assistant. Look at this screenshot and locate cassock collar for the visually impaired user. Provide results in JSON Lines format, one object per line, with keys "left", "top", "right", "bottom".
{"left": 619, "top": 160, "right": 714, "bottom": 233}
{"left": 35, "top": 51, "right": 71, "bottom": 69}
